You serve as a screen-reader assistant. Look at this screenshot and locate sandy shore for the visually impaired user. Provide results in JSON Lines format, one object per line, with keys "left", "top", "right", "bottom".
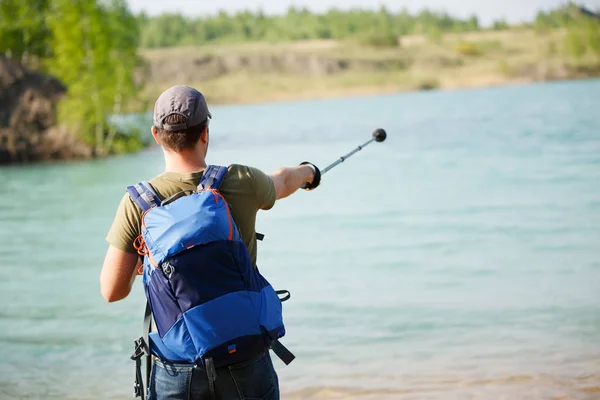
{"left": 283, "top": 374, "right": 600, "bottom": 399}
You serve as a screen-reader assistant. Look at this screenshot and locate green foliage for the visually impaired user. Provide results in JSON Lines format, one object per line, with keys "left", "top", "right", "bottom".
{"left": 534, "top": 3, "right": 600, "bottom": 32}
{"left": 110, "top": 128, "right": 149, "bottom": 154}
{"left": 357, "top": 30, "right": 399, "bottom": 48}
{"left": 566, "top": 29, "right": 586, "bottom": 58}
{"left": 138, "top": 7, "right": 483, "bottom": 48}
{"left": 454, "top": 41, "right": 483, "bottom": 57}
{"left": 0, "top": 0, "right": 143, "bottom": 156}
{"left": 466, "top": 15, "right": 480, "bottom": 31}
{"left": 492, "top": 19, "right": 509, "bottom": 30}
{"left": 562, "top": 6, "right": 600, "bottom": 59}
{"left": 43, "top": 0, "right": 142, "bottom": 155}
{"left": 529, "top": 3, "right": 600, "bottom": 59}
{"left": 534, "top": 4, "right": 576, "bottom": 32}
{"left": 583, "top": 19, "right": 600, "bottom": 55}
{"left": 0, "top": 0, "right": 51, "bottom": 64}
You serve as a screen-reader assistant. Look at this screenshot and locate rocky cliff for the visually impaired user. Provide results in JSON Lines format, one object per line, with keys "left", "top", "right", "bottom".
{"left": 0, "top": 55, "right": 91, "bottom": 164}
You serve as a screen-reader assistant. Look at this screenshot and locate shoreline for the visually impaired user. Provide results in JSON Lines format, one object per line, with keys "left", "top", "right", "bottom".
{"left": 5, "top": 75, "right": 595, "bottom": 169}
{"left": 136, "top": 74, "right": 597, "bottom": 111}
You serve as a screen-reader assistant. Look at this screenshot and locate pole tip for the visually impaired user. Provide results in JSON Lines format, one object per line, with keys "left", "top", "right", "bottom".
{"left": 372, "top": 128, "right": 387, "bottom": 142}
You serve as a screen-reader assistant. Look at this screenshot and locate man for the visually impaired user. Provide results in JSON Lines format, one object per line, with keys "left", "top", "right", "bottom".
{"left": 100, "top": 85, "right": 320, "bottom": 400}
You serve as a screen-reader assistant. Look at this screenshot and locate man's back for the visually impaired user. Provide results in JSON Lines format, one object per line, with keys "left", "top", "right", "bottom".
{"left": 106, "top": 164, "right": 275, "bottom": 265}
{"left": 100, "top": 85, "right": 320, "bottom": 400}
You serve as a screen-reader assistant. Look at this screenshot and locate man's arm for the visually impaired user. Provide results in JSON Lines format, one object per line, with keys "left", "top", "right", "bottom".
{"left": 269, "top": 164, "right": 317, "bottom": 200}
{"left": 101, "top": 194, "right": 143, "bottom": 302}
{"left": 100, "top": 245, "right": 140, "bottom": 302}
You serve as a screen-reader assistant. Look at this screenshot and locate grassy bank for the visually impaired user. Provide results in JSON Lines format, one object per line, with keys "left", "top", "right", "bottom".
{"left": 136, "top": 28, "right": 600, "bottom": 108}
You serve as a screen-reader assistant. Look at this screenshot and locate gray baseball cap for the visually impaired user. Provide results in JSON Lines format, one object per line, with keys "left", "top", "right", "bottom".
{"left": 153, "top": 85, "right": 212, "bottom": 131}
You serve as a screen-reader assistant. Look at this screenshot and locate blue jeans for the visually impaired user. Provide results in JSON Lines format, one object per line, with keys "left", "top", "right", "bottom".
{"left": 147, "top": 351, "right": 279, "bottom": 400}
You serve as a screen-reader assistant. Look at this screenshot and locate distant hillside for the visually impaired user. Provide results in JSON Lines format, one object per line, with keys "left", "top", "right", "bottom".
{"left": 138, "top": 27, "right": 600, "bottom": 106}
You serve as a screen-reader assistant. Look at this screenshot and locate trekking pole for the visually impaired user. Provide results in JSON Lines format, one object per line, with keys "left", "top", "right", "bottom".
{"left": 321, "top": 128, "right": 387, "bottom": 175}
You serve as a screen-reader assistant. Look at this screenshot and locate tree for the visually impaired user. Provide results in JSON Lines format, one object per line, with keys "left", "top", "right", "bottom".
{"left": 583, "top": 17, "right": 600, "bottom": 56}
{"left": 467, "top": 15, "right": 479, "bottom": 31}
{"left": 45, "top": 0, "right": 142, "bottom": 155}
{"left": 564, "top": 6, "right": 600, "bottom": 59}
{"left": 492, "top": 19, "right": 509, "bottom": 30}
{"left": 135, "top": 6, "right": 485, "bottom": 47}
{"left": 0, "top": 0, "right": 51, "bottom": 65}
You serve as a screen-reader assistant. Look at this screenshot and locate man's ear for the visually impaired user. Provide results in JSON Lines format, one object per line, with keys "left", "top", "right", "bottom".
{"left": 151, "top": 126, "right": 161, "bottom": 145}
{"left": 201, "top": 126, "right": 209, "bottom": 144}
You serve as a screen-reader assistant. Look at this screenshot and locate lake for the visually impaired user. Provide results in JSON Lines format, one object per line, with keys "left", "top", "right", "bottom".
{"left": 1, "top": 79, "right": 599, "bottom": 399}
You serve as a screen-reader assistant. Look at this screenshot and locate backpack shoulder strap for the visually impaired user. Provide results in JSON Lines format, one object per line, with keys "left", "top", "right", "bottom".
{"left": 198, "top": 165, "right": 228, "bottom": 191}
{"left": 126, "top": 181, "right": 161, "bottom": 212}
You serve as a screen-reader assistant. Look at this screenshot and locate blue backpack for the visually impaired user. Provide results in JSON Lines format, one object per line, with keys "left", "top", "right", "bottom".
{"left": 127, "top": 165, "right": 293, "bottom": 399}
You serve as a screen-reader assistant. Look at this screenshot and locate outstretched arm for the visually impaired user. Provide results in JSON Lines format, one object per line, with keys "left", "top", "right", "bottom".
{"left": 269, "top": 163, "right": 320, "bottom": 200}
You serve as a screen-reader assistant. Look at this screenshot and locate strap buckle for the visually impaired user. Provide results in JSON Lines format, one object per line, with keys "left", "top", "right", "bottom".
{"left": 131, "top": 337, "right": 149, "bottom": 399}
{"left": 130, "top": 337, "right": 149, "bottom": 360}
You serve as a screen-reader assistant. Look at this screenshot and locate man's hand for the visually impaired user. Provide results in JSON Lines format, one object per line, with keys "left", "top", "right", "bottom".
{"left": 299, "top": 162, "right": 321, "bottom": 190}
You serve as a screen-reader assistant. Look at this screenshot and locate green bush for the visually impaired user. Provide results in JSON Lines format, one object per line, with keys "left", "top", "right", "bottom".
{"left": 492, "top": 20, "right": 509, "bottom": 30}
{"left": 110, "top": 128, "right": 148, "bottom": 155}
{"left": 357, "top": 31, "right": 399, "bottom": 48}
{"left": 416, "top": 79, "right": 440, "bottom": 90}
{"left": 454, "top": 41, "right": 483, "bottom": 56}
{"left": 566, "top": 29, "right": 586, "bottom": 59}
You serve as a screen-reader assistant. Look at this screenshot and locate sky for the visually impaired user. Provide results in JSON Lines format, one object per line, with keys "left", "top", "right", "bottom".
{"left": 126, "top": 0, "right": 600, "bottom": 26}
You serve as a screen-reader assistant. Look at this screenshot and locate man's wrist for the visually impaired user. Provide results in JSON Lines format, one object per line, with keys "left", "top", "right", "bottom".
{"left": 302, "top": 163, "right": 316, "bottom": 182}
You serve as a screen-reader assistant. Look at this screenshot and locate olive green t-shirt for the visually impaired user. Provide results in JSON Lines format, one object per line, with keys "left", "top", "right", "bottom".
{"left": 105, "top": 164, "right": 276, "bottom": 265}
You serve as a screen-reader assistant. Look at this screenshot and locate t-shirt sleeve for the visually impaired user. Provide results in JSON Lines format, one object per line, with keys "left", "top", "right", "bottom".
{"left": 105, "top": 193, "right": 143, "bottom": 253}
{"left": 247, "top": 166, "right": 276, "bottom": 210}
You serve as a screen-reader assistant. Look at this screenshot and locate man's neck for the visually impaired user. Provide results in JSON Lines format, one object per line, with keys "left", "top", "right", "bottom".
{"left": 163, "top": 149, "right": 207, "bottom": 174}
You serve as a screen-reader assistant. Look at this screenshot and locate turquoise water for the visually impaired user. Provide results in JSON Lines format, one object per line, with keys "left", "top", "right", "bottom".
{"left": 1, "top": 80, "right": 599, "bottom": 399}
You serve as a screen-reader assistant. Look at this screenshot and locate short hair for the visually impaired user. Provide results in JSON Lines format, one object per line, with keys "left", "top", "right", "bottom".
{"left": 154, "top": 114, "right": 207, "bottom": 152}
